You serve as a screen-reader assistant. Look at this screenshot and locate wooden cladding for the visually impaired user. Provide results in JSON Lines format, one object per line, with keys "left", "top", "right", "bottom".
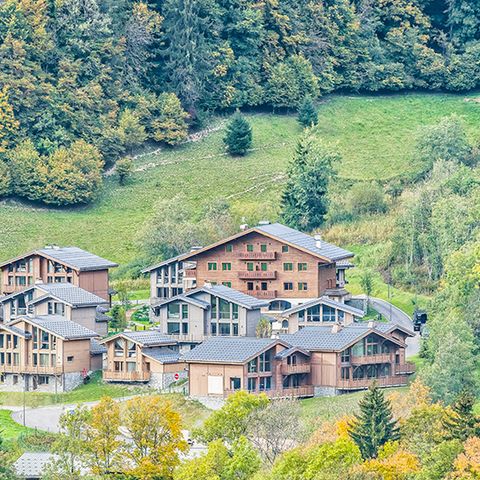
{"left": 236, "top": 252, "right": 276, "bottom": 260}
{"left": 238, "top": 271, "right": 277, "bottom": 280}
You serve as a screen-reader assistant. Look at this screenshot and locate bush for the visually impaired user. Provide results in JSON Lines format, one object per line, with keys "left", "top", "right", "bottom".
{"left": 0, "top": 160, "right": 11, "bottom": 197}
{"left": 116, "top": 157, "right": 134, "bottom": 185}
{"left": 152, "top": 93, "right": 189, "bottom": 145}
{"left": 346, "top": 183, "right": 387, "bottom": 216}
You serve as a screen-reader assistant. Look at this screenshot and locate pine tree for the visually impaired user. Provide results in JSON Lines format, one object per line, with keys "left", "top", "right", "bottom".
{"left": 281, "top": 128, "right": 337, "bottom": 230}
{"left": 348, "top": 383, "right": 400, "bottom": 459}
{"left": 443, "top": 389, "right": 480, "bottom": 441}
{"left": 223, "top": 112, "right": 252, "bottom": 156}
{"left": 297, "top": 97, "right": 318, "bottom": 127}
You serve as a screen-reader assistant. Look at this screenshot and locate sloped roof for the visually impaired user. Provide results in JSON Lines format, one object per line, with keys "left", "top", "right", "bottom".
{"left": 141, "top": 254, "right": 183, "bottom": 274}
{"left": 0, "top": 324, "right": 31, "bottom": 338}
{"left": 182, "top": 337, "right": 285, "bottom": 364}
{"left": 142, "top": 347, "right": 181, "bottom": 364}
{"left": 180, "top": 222, "right": 353, "bottom": 263}
{"left": 154, "top": 294, "right": 210, "bottom": 310}
{"left": 90, "top": 338, "right": 107, "bottom": 355}
{"left": 101, "top": 330, "right": 177, "bottom": 347}
{"left": 11, "top": 315, "right": 99, "bottom": 340}
{"left": 280, "top": 325, "right": 405, "bottom": 352}
{"left": 275, "top": 345, "right": 311, "bottom": 359}
{"left": 281, "top": 297, "right": 365, "bottom": 317}
{"left": 190, "top": 285, "right": 269, "bottom": 309}
{"left": 29, "top": 284, "right": 108, "bottom": 308}
{"left": 0, "top": 247, "right": 118, "bottom": 272}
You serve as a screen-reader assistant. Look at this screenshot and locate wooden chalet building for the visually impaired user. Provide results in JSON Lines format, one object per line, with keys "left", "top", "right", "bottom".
{"left": 0, "top": 246, "right": 118, "bottom": 301}
{"left": 100, "top": 330, "right": 186, "bottom": 388}
{"left": 0, "top": 316, "right": 102, "bottom": 392}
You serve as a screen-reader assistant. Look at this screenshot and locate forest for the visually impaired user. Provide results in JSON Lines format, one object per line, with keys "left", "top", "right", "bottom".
{"left": 0, "top": 0, "right": 480, "bottom": 205}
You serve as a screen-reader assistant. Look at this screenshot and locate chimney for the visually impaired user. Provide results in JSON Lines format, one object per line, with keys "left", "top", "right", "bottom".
{"left": 314, "top": 234, "right": 322, "bottom": 249}
{"left": 190, "top": 246, "right": 203, "bottom": 252}
{"left": 331, "top": 323, "right": 342, "bottom": 333}
{"left": 368, "top": 320, "right": 376, "bottom": 329}
{"left": 240, "top": 224, "right": 249, "bottom": 231}
{"left": 258, "top": 220, "right": 270, "bottom": 226}
{"left": 34, "top": 278, "right": 43, "bottom": 285}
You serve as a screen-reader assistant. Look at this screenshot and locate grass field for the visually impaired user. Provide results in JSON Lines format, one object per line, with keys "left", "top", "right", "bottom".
{"left": 0, "top": 409, "right": 34, "bottom": 441}
{"left": 1, "top": 92, "right": 480, "bottom": 268}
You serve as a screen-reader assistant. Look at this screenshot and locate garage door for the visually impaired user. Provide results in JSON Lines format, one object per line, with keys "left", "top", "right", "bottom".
{"left": 207, "top": 375, "right": 224, "bottom": 395}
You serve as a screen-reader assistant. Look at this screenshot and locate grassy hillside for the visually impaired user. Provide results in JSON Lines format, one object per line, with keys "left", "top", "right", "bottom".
{"left": 1, "top": 92, "right": 479, "bottom": 268}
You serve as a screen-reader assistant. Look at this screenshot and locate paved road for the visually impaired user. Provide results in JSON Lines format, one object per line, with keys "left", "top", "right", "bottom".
{"left": 353, "top": 295, "right": 420, "bottom": 357}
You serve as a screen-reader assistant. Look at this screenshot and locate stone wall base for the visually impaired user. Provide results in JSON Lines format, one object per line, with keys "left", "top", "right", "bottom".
{"left": 314, "top": 386, "right": 340, "bottom": 397}
{"left": 0, "top": 371, "right": 86, "bottom": 393}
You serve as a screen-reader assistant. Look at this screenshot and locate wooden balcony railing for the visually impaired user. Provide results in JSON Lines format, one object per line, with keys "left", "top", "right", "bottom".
{"left": 103, "top": 370, "right": 151, "bottom": 382}
{"left": 1, "top": 365, "right": 64, "bottom": 375}
{"left": 337, "top": 375, "right": 410, "bottom": 390}
{"left": 237, "top": 252, "right": 276, "bottom": 261}
{"left": 183, "top": 269, "right": 196, "bottom": 278}
{"left": 394, "top": 363, "right": 416, "bottom": 375}
{"left": 238, "top": 271, "right": 277, "bottom": 280}
{"left": 350, "top": 354, "right": 392, "bottom": 365}
{"left": 168, "top": 333, "right": 203, "bottom": 343}
{"left": 225, "top": 385, "right": 314, "bottom": 399}
{"left": 242, "top": 290, "right": 277, "bottom": 299}
{"left": 281, "top": 363, "right": 311, "bottom": 375}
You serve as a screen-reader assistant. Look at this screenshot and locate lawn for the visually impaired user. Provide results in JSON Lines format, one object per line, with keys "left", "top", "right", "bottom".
{"left": 1, "top": 92, "right": 479, "bottom": 267}
{"left": 0, "top": 409, "right": 34, "bottom": 441}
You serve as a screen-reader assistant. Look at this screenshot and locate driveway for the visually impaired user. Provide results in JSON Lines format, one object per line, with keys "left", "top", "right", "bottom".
{"left": 353, "top": 295, "right": 420, "bottom": 357}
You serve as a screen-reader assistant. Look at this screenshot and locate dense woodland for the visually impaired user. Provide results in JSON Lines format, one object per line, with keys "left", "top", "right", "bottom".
{"left": 0, "top": 0, "right": 480, "bottom": 205}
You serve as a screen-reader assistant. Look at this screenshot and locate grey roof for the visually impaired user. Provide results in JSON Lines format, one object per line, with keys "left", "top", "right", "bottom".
{"left": 154, "top": 294, "right": 210, "bottom": 310}
{"left": 256, "top": 223, "right": 353, "bottom": 261}
{"left": 0, "top": 324, "right": 31, "bottom": 338}
{"left": 281, "top": 297, "right": 365, "bottom": 317}
{"left": 281, "top": 325, "right": 404, "bottom": 352}
{"left": 275, "top": 346, "right": 311, "bottom": 359}
{"left": 13, "top": 452, "right": 88, "bottom": 478}
{"left": 90, "top": 338, "right": 107, "bottom": 355}
{"left": 29, "top": 283, "right": 107, "bottom": 308}
{"left": 11, "top": 315, "right": 99, "bottom": 340}
{"left": 37, "top": 246, "right": 118, "bottom": 271}
{"left": 375, "top": 322, "right": 415, "bottom": 337}
{"left": 143, "top": 347, "right": 181, "bottom": 364}
{"left": 141, "top": 254, "right": 183, "bottom": 273}
{"left": 189, "top": 285, "right": 269, "bottom": 310}
{"left": 112, "top": 330, "right": 178, "bottom": 347}
{"left": 336, "top": 258, "right": 354, "bottom": 268}
{"left": 182, "top": 337, "right": 283, "bottom": 363}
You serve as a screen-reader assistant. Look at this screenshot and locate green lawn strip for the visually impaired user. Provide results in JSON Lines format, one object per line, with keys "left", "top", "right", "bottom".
{"left": 0, "top": 409, "right": 34, "bottom": 441}
{"left": 1, "top": 93, "right": 479, "bottom": 266}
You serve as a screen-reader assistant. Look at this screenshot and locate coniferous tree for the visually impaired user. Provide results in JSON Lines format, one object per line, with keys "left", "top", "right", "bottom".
{"left": 281, "top": 128, "right": 337, "bottom": 230}
{"left": 223, "top": 112, "right": 252, "bottom": 156}
{"left": 297, "top": 97, "right": 318, "bottom": 127}
{"left": 443, "top": 389, "right": 480, "bottom": 441}
{"left": 348, "top": 383, "right": 400, "bottom": 459}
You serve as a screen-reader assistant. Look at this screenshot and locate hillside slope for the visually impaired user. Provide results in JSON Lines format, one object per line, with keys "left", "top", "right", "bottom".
{"left": 0, "top": 92, "right": 479, "bottom": 265}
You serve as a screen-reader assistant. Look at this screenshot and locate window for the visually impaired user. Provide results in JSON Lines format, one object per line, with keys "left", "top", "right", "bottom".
{"left": 260, "top": 244, "right": 267, "bottom": 252}
{"left": 260, "top": 262, "right": 267, "bottom": 271}
{"left": 232, "top": 304, "right": 239, "bottom": 320}
{"left": 247, "top": 282, "right": 254, "bottom": 291}
{"left": 261, "top": 282, "right": 268, "bottom": 291}
{"left": 298, "top": 282, "right": 308, "bottom": 291}
{"left": 127, "top": 362, "right": 136, "bottom": 373}
{"left": 230, "top": 377, "right": 241, "bottom": 390}
{"left": 211, "top": 297, "right": 217, "bottom": 318}
{"left": 39, "top": 353, "right": 49, "bottom": 366}
{"left": 67, "top": 356, "right": 74, "bottom": 362}
{"left": 41, "top": 331, "right": 49, "bottom": 349}
{"left": 341, "top": 367, "right": 350, "bottom": 380}
{"left": 167, "top": 323, "right": 180, "bottom": 334}
{"left": 259, "top": 351, "right": 271, "bottom": 372}
{"left": 283, "top": 263, "right": 293, "bottom": 271}
{"left": 181, "top": 304, "right": 188, "bottom": 319}
{"left": 246, "top": 244, "right": 254, "bottom": 252}
{"left": 48, "top": 302, "right": 65, "bottom": 316}
{"left": 248, "top": 377, "right": 256, "bottom": 392}
{"left": 298, "top": 263, "right": 308, "bottom": 271}
{"left": 222, "top": 262, "right": 231, "bottom": 271}
{"left": 127, "top": 341, "right": 136, "bottom": 358}
{"left": 341, "top": 348, "right": 350, "bottom": 363}
{"left": 182, "top": 323, "right": 189, "bottom": 334}
{"left": 219, "top": 323, "right": 231, "bottom": 335}
{"left": 114, "top": 339, "right": 124, "bottom": 356}
{"left": 338, "top": 310, "right": 345, "bottom": 322}
{"left": 211, "top": 323, "right": 217, "bottom": 335}
{"left": 219, "top": 299, "right": 230, "bottom": 319}
{"left": 322, "top": 305, "right": 336, "bottom": 322}
{"left": 222, "top": 281, "right": 232, "bottom": 288}
{"left": 282, "top": 245, "right": 289, "bottom": 253}
{"left": 283, "top": 282, "right": 293, "bottom": 291}
{"left": 15, "top": 276, "right": 26, "bottom": 286}
{"left": 13, "top": 375, "right": 18, "bottom": 385}
{"left": 246, "top": 262, "right": 254, "bottom": 271}
{"left": 225, "top": 244, "right": 233, "bottom": 252}
{"left": 304, "top": 305, "right": 320, "bottom": 322}
{"left": 259, "top": 376, "right": 271, "bottom": 391}
{"left": 208, "top": 262, "right": 217, "bottom": 271}
{"left": 233, "top": 323, "right": 239, "bottom": 335}
{"left": 248, "top": 359, "right": 257, "bottom": 373}
{"left": 366, "top": 334, "right": 379, "bottom": 356}
{"left": 167, "top": 303, "right": 180, "bottom": 319}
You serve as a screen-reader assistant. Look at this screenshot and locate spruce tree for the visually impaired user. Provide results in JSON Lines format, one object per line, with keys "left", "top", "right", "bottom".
{"left": 223, "top": 112, "right": 252, "bottom": 156}
{"left": 443, "top": 389, "right": 480, "bottom": 441}
{"left": 297, "top": 97, "right": 318, "bottom": 127}
{"left": 348, "top": 383, "right": 399, "bottom": 459}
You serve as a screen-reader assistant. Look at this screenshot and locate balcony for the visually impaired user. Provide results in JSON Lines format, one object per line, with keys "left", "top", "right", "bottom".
{"left": 225, "top": 385, "right": 314, "bottom": 399}
{"left": 337, "top": 375, "right": 410, "bottom": 390}
{"left": 237, "top": 252, "right": 276, "bottom": 261}
{"left": 238, "top": 271, "right": 277, "bottom": 280}
{"left": 350, "top": 354, "right": 393, "bottom": 365}
{"left": 281, "top": 363, "right": 311, "bottom": 375}
{"left": 168, "top": 333, "right": 203, "bottom": 343}
{"left": 243, "top": 290, "right": 277, "bottom": 299}
{"left": 394, "top": 362, "right": 416, "bottom": 375}
{"left": 183, "top": 269, "right": 196, "bottom": 278}
{"left": 103, "top": 370, "right": 151, "bottom": 382}
{"left": 0, "top": 365, "right": 64, "bottom": 375}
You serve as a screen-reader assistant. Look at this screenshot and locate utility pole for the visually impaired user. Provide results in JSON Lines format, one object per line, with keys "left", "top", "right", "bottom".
{"left": 22, "top": 375, "right": 26, "bottom": 427}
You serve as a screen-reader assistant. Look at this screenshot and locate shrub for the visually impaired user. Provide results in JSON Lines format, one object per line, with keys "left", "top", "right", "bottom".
{"left": 346, "top": 183, "right": 387, "bottom": 216}
{"left": 152, "top": 93, "right": 189, "bottom": 145}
